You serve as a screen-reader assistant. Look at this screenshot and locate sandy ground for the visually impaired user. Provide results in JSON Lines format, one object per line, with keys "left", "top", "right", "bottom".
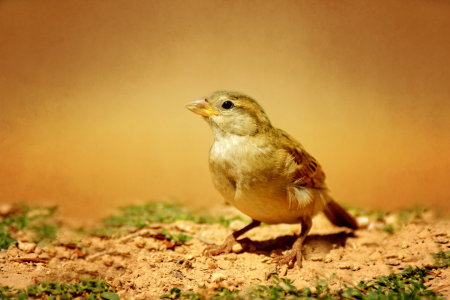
{"left": 0, "top": 209, "right": 449, "bottom": 299}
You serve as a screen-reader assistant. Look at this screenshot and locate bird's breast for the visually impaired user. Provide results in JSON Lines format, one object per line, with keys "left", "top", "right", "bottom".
{"left": 209, "top": 135, "right": 307, "bottom": 223}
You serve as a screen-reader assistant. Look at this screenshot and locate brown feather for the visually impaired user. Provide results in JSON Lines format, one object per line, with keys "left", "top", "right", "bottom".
{"left": 278, "top": 130, "right": 327, "bottom": 190}
{"left": 323, "top": 198, "right": 358, "bottom": 229}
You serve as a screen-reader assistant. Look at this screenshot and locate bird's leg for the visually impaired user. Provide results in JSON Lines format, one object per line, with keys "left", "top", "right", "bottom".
{"left": 203, "top": 219, "right": 261, "bottom": 256}
{"left": 273, "top": 217, "right": 312, "bottom": 268}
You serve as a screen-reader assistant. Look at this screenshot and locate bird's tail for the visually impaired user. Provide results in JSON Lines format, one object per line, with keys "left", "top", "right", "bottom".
{"left": 323, "top": 197, "right": 358, "bottom": 230}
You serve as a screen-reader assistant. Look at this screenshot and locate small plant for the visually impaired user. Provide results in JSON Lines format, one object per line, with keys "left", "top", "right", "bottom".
{"left": 152, "top": 229, "right": 193, "bottom": 249}
{"left": 381, "top": 224, "right": 395, "bottom": 234}
{"left": 160, "top": 266, "right": 446, "bottom": 300}
{"left": 432, "top": 251, "right": 450, "bottom": 268}
{"left": 0, "top": 204, "right": 58, "bottom": 249}
{"left": 0, "top": 279, "right": 118, "bottom": 300}
{"left": 94, "top": 202, "right": 244, "bottom": 237}
{"left": 0, "top": 231, "right": 16, "bottom": 250}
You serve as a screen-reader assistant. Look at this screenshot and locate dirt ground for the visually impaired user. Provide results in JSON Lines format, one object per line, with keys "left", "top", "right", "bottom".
{"left": 0, "top": 206, "right": 449, "bottom": 299}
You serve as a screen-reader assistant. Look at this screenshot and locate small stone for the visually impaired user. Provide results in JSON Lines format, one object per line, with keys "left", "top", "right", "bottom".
{"left": 134, "top": 237, "right": 146, "bottom": 248}
{"left": 185, "top": 254, "right": 194, "bottom": 260}
{"left": 0, "top": 204, "right": 13, "bottom": 216}
{"left": 434, "top": 238, "right": 449, "bottom": 244}
{"left": 228, "top": 220, "right": 247, "bottom": 231}
{"left": 356, "top": 216, "right": 370, "bottom": 228}
{"left": 146, "top": 240, "right": 160, "bottom": 250}
{"left": 172, "top": 269, "right": 185, "bottom": 279}
{"left": 310, "top": 254, "right": 323, "bottom": 262}
{"left": 55, "top": 247, "right": 71, "bottom": 259}
{"left": 351, "top": 265, "right": 361, "bottom": 271}
{"left": 208, "top": 261, "right": 218, "bottom": 269}
{"left": 400, "top": 242, "right": 409, "bottom": 249}
{"left": 231, "top": 243, "right": 243, "bottom": 253}
{"left": 42, "top": 246, "right": 56, "bottom": 257}
{"left": 102, "top": 256, "right": 114, "bottom": 267}
{"left": 261, "top": 257, "right": 271, "bottom": 263}
{"left": 115, "top": 245, "right": 130, "bottom": 256}
{"left": 211, "top": 272, "right": 226, "bottom": 282}
{"left": 324, "top": 256, "right": 333, "bottom": 263}
{"left": 385, "top": 215, "right": 397, "bottom": 225}
{"left": 338, "top": 263, "right": 352, "bottom": 269}
{"left": 92, "top": 240, "right": 106, "bottom": 251}
{"left": 174, "top": 221, "right": 195, "bottom": 233}
{"left": 18, "top": 242, "right": 36, "bottom": 253}
{"left": 385, "top": 259, "right": 400, "bottom": 266}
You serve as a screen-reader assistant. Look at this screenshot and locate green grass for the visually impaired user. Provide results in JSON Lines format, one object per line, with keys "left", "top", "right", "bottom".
{"left": 0, "top": 279, "right": 118, "bottom": 300}
{"left": 0, "top": 204, "right": 58, "bottom": 249}
{"left": 432, "top": 251, "right": 450, "bottom": 268}
{"left": 93, "top": 202, "right": 243, "bottom": 237}
{"left": 159, "top": 229, "right": 193, "bottom": 245}
{"left": 160, "top": 263, "right": 447, "bottom": 300}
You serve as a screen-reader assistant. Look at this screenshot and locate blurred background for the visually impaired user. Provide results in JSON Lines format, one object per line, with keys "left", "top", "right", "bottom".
{"left": 0, "top": 0, "right": 449, "bottom": 219}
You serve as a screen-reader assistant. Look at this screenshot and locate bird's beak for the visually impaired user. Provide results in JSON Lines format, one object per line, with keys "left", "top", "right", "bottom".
{"left": 185, "top": 99, "right": 219, "bottom": 117}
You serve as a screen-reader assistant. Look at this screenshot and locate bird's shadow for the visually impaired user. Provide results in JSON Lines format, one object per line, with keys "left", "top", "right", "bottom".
{"left": 236, "top": 231, "right": 355, "bottom": 257}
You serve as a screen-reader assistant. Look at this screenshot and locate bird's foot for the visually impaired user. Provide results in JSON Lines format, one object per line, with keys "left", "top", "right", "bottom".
{"left": 202, "top": 235, "right": 236, "bottom": 256}
{"left": 272, "top": 238, "right": 304, "bottom": 269}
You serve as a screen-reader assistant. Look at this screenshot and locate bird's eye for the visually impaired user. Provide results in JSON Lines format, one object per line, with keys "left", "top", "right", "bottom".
{"left": 221, "top": 100, "right": 234, "bottom": 109}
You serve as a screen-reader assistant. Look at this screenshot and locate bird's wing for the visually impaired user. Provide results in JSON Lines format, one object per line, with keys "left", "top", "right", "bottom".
{"left": 277, "top": 130, "right": 327, "bottom": 190}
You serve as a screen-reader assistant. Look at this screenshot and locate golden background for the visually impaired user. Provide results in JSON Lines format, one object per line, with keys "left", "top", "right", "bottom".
{"left": 1, "top": 0, "right": 449, "bottom": 219}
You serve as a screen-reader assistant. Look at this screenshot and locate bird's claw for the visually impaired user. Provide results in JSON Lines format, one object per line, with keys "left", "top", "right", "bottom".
{"left": 272, "top": 248, "right": 303, "bottom": 269}
{"left": 202, "top": 235, "right": 236, "bottom": 256}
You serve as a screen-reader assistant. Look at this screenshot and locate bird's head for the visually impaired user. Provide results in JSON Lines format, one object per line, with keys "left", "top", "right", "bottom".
{"left": 186, "top": 91, "right": 272, "bottom": 137}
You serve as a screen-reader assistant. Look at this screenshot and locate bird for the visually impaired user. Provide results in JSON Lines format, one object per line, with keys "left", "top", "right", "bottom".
{"left": 186, "top": 90, "right": 358, "bottom": 268}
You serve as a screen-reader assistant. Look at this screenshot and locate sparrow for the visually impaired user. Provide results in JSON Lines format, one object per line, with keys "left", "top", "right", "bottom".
{"left": 186, "top": 91, "right": 358, "bottom": 268}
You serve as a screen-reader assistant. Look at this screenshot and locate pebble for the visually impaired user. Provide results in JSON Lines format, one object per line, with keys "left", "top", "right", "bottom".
{"left": 18, "top": 242, "right": 36, "bottom": 253}
{"left": 134, "top": 237, "right": 146, "bottom": 248}
{"left": 385, "top": 259, "right": 400, "bottom": 266}
{"left": 172, "top": 269, "right": 185, "bottom": 279}
{"left": 224, "top": 255, "right": 237, "bottom": 261}
{"left": 434, "top": 238, "right": 449, "bottom": 244}
{"left": 42, "top": 246, "right": 56, "bottom": 257}
{"left": 324, "top": 256, "right": 333, "bottom": 263}
{"left": 400, "top": 242, "right": 409, "bottom": 249}
{"left": 231, "top": 243, "right": 243, "bottom": 253}
{"left": 92, "top": 241, "right": 106, "bottom": 251}
{"left": 211, "top": 272, "right": 226, "bottom": 282}
{"left": 351, "top": 265, "right": 361, "bottom": 271}
{"left": 261, "top": 257, "right": 271, "bottom": 263}
{"left": 146, "top": 240, "right": 160, "bottom": 250}
{"left": 115, "top": 245, "right": 131, "bottom": 256}
{"left": 338, "top": 263, "right": 352, "bottom": 270}
{"left": 356, "top": 216, "right": 370, "bottom": 228}
{"left": 55, "top": 247, "right": 71, "bottom": 260}
{"left": 228, "top": 220, "right": 247, "bottom": 231}
{"left": 174, "top": 221, "right": 195, "bottom": 233}
{"left": 385, "top": 215, "right": 398, "bottom": 225}
{"left": 102, "top": 255, "right": 114, "bottom": 267}
{"left": 310, "top": 254, "right": 323, "bottom": 262}
{"left": 0, "top": 204, "right": 13, "bottom": 216}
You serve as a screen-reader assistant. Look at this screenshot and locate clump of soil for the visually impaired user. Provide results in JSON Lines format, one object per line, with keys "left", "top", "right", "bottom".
{"left": 0, "top": 204, "right": 449, "bottom": 299}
